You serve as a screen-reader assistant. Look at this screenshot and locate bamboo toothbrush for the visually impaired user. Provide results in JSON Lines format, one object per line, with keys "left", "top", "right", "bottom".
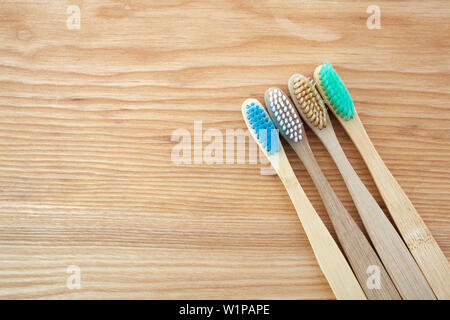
{"left": 241, "top": 98, "right": 366, "bottom": 300}
{"left": 288, "top": 74, "right": 436, "bottom": 300}
{"left": 264, "top": 88, "right": 400, "bottom": 300}
{"left": 312, "top": 62, "right": 450, "bottom": 299}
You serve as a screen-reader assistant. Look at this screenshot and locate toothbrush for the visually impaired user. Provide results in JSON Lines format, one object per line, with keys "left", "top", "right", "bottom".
{"left": 241, "top": 98, "right": 366, "bottom": 300}
{"left": 312, "top": 62, "right": 450, "bottom": 299}
{"left": 288, "top": 74, "right": 436, "bottom": 300}
{"left": 264, "top": 88, "right": 400, "bottom": 300}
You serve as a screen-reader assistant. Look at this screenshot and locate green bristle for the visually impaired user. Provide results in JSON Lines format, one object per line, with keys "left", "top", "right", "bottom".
{"left": 319, "top": 62, "right": 355, "bottom": 120}
{"left": 245, "top": 102, "right": 279, "bottom": 155}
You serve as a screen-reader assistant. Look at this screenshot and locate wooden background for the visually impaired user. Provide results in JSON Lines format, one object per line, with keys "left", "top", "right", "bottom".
{"left": 0, "top": 0, "right": 449, "bottom": 299}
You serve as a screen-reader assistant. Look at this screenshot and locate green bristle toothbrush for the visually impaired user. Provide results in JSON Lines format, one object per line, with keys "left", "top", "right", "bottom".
{"left": 264, "top": 87, "right": 400, "bottom": 299}
{"left": 288, "top": 73, "right": 436, "bottom": 300}
{"left": 241, "top": 98, "right": 366, "bottom": 300}
{"left": 312, "top": 62, "right": 450, "bottom": 299}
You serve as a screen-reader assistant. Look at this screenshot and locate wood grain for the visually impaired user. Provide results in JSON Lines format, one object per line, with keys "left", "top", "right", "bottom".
{"left": 0, "top": 0, "right": 449, "bottom": 299}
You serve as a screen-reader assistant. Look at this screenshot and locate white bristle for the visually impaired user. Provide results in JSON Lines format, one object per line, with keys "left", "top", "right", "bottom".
{"left": 268, "top": 89, "right": 303, "bottom": 142}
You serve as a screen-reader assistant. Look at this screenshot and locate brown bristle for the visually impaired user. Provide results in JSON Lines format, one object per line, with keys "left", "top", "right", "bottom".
{"left": 293, "top": 76, "right": 327, "bottom": 129}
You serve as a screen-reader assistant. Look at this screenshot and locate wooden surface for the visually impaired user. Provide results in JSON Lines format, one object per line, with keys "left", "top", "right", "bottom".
{"left": 0, "top": 0, "right": 449, "bottom": 299}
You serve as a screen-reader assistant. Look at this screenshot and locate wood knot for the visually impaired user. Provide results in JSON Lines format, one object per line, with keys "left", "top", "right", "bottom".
{"left": 17, "top": 29, "right": 32, "bottom": 41}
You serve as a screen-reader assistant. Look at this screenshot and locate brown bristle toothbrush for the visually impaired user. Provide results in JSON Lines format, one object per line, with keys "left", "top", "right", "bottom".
{"left": 311, "top": 62, "right": 450, "bottom": 299}
{"left": 288, "top": 73, "right": 436, "bottom": 300}
{"left": 241, "top": 98, "right": 366, "bottom": 300}
{"left": 264, "top": 87, "right": 400, "bottom": 300}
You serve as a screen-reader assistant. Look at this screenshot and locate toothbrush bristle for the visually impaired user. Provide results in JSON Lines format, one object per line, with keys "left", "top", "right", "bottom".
{"left": 292, "top": 76, "right": 327, "bottom": 129}
{"left": 318, "top": 62, "right": 354, "bottom": 120}
{"left": 245, "top": 101, "right": 279, "bottom": 154}
{"left": 267, "top": 88, "right": 303, "bottom": 142}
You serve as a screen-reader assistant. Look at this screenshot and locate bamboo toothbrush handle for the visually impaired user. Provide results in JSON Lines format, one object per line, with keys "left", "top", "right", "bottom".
{"left": 291, "top": 142, "right": 400, "bottom": 299}
{"left": 339, "top": 113, "right": 450, "bottom": 299}
{"left": 320, "top": 129, "right": 435, "bottom": 299}
{"left": 275, "top": 150, "right": 366, "bottom": 300}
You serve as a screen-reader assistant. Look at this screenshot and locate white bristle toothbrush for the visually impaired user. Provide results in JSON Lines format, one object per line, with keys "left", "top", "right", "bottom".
{"left": 264, "top": 88, "right": 400, "bottom": 300}
{"left": 241, "top": 98, "right": 366, "bottom": 300}
{"left": 312, "top": 62, "right": 450, "bottom": 299}
{"left": 288, "top": 74, "right": 436, "bottom": 300}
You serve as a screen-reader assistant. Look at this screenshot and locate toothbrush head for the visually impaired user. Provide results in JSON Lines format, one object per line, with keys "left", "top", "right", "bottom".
{"left": 264, "top": 88, "right": 303, "bottom": 143}
{"left": 241, "top": 99, "right": 279, "bottom": 155}
{"left": 314, "top": 62, "right": 355, "bottom": 120}
{"left": 289, "top": 74, "right": 327, "bottom": 129}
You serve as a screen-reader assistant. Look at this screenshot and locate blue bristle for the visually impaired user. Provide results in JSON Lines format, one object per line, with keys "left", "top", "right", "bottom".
{"left": 246, "top": 103, "right": 279, "bottom": 154}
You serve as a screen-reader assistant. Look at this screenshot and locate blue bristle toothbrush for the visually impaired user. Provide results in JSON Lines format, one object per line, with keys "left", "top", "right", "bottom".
{"left": 241, "top": 98, "right": 366, "bottom": 300}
